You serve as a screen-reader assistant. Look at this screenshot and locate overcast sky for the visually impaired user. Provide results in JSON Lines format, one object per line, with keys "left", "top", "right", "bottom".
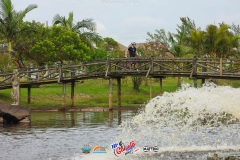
{"left": 12, "top": 0, "right": 240, "bottom": 46}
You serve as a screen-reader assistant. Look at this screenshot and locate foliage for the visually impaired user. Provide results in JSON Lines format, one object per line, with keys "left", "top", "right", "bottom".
{"left": 169, "top": 17, "right": 196, "bottom": 57}
{"left": 95, "top": 37, "right": 124, "bottom": 58}
{"left": 29, "top": 26, "right": 91, "bottom": 65}
{"left": 204, "top": 24, "right": 240, "bottom": 58}
{"left": 145, "top": 17, "right": 240, "bottom": 59}
{"left": 0, "top": 53, "right": 11, "bottom": 71}
{"left": 90, "top": 48, "right": 108, "bottom": 60}
{"left": 0, "top": 0, "right": 37, "bottom": 54}
{"left": 139, "top": 29, "right": 170, "bottom": 58}
{"left": 13, "top": 21, "right": 47, "bottom": 67}
{"left": 102, "top": 37, "right": 119, "bottom": 53}
{"left": 52, "top": 11, "right": 101, "bottom": 49}
{"left": 230, "top": 23, "right": 240, "bottom": 35}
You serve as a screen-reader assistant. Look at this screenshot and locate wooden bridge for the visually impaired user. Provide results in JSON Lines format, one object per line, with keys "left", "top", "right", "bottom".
{"left": 1, "top": 57, "right": 240, "bottom": 109}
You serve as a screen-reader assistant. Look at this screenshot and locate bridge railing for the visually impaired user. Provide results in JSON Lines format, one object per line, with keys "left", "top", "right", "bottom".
{"left": 152, "top": 58, "right": 193, "bottom": 75}
{"left": 60, "top": 60, "right": 107, "bottom": 81}
{"left": 0, "top": 72, "right": 13, "bottom": 88}
{"left": 194, "top": 58, "right": 240, "bottom": 77}
{"left": 2, "top": 58, "right": 240, "bottom": 89}
{"left": 106, "top": 58, "right": 150, "bottom": 76}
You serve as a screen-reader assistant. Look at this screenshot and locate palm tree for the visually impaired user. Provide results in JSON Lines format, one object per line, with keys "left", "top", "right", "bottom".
{"left": 169, "top": 17, "right": 195, "bottom": 87}
{"left": 188, "top": 29, "right": 205, "bottom": 57}
{"left": 169, "top": 17, "right": 196, "bottom": 57}
{"left": 204, "top": 24, "right": 239, "bottom": 58}
{"left": 52, "top": 12, "right": 101, "bottom": 48}
{"left": 0, "top": 0, "right": 37, "bottom": 52}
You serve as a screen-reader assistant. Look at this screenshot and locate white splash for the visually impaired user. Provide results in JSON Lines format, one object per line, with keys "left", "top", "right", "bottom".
{"left": 118, "top": 83, "right": 240, "bottom": 150}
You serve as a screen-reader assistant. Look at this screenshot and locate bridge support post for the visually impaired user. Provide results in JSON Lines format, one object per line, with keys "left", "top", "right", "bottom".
{"left": 177, "top": 76, "right": 181, "bottom": 88}
{"left": 62, "top": 83, "right": 66, "bottom": 110}
{"left": 27, "top": 86, "right": 31, "bottom": 104}
{"left": 201, "top": 79, "right": 205, "bottom": 86}
{"left": 118, "top": 110, "right": 122, "bottom": 125}
{"left": 160, "top": 78, "right": 163, "bottom": 95}
{"left": 117, "top": 78, "right": 121, "bottom": 108}
{"left": 109, "top": 78, "right": 113, "bottom": 110}
{"left": 193, "top": 78, "right": 197, "bottom": 88}
{"left": 109, "top": 110, "right": 113, "bottom": 126}
{"left": 71, "top": 81, "right": 75, "bottom": 108}
{"left": 150, "top": 78, "right": 152, "bottom": 99}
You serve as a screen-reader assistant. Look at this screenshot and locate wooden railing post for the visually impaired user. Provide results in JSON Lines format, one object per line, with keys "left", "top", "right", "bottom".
{"left": 191, "top": 56, "right": 198, "bottom": 77}
{"left": 37, "top": 69, "right": 40, "bottom": 81}
{"left": 58, "top": 64, "right": 63, "bottom": 83}
{"left": 220, "top": 57, "right": 223, "bottom": 76}
{"left": 146, "top": 56, "right": 153, "bottom": 77}
{"left": 150, "top": 56, "right": 154, "bottom": 74}
{"left": 27, "top": 67, "right": 30, "bottom": 82}
{"left": 71, "top": 64, "right": 74, "bottom": 78}
{"left": 105, "top": 57, "right": 111, "bottom": 77}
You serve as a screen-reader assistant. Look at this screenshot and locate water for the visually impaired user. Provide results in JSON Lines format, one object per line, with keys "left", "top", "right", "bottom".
{"left": 1, "top": 83, "right": 240, "bottom": 160}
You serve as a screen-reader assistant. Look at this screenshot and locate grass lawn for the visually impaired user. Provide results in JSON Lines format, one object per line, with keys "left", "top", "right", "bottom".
{"left": 0, "top": 77, "right": 239, "bottom": 108}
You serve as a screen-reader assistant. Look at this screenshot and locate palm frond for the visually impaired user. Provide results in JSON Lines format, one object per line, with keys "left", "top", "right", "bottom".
{"left": 52, "top": 14, "right": 66, "bottom": 26}
{"left": 67, "top": 11, "right": 74, "bottom": 29}
{"left": 74, "top": 18, "right": 96, "bottom": 32}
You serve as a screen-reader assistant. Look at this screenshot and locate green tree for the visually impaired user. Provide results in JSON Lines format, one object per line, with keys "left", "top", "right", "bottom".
{"left": 103, "top": 37, "right": 119, "bottom": 53}
{"left": 204, "top": 24, "right": 239, "bottom": 58}
{"left": 13, "top": 21, "right": 47, "bottom": 67}
{"left": 52, "top": 11, "right": 101, "bottom": 48}
{"left": 188, "top": 29, "right": 205, "bottom": 57}
{"left": 169, "top": 17, "right": 195, "bottom": 57}
{"left": 230, "top": 23, "right": 240, "bottom": 36}
{"left": 0, "top": 0, "right": 37, "bottom": 52}
{"left": 29, "top": 26, "right": 91, "bottom": 65}
{"left": 146, "top": 29, "right": 170, "bottom": 47}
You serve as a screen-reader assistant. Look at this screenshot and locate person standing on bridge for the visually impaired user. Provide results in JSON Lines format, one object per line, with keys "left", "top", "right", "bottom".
{"left": 125, "top": 42, "right": 138, "bottom": 69}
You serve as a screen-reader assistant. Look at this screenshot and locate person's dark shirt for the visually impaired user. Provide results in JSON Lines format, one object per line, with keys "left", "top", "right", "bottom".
{"left": 128, "top": 46, "right": 137, "bottom": 57}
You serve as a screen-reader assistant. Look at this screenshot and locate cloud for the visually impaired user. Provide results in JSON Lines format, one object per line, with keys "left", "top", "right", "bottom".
{"left": 96, "top": 21, "right": 109, "bottom": 37}
{"left": 123, "top": 16, "right": 164, "bottom": 28}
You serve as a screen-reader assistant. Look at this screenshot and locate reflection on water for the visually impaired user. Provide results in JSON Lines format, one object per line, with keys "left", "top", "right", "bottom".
{"left": 0, "top": 110, "right": 138, "bottom": 160}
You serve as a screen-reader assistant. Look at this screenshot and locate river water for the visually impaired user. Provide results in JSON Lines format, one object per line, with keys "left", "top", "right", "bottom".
{"left": 1, "top": 83, "right": 240, "bottom": 160}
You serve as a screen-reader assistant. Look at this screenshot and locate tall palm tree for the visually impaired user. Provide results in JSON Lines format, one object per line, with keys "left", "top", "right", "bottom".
{"left": 204, "top": 24, "right": 239, "bottom": 58}
{"left": 0, "top": 0, "right": 37, "bottom": 52}
{"left": 188, "top": 29, "right": 205, "bottom": 57}
{"left": 52, "top": 12, "right": 101, "bottom": 48}
{"left": 169, "top": 18, "right": 195, "bottom": 57}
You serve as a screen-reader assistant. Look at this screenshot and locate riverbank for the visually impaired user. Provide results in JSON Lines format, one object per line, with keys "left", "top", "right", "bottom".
{"left": 0, "top": 78, "right": 240, "bottom": 110}
{"left": 30, "top": 106, "right": 142, "bottom": 112}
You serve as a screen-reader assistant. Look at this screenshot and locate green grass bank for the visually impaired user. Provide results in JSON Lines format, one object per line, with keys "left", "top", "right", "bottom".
{"left": 0, "top": 77, "right": 239, "bottom": 109}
